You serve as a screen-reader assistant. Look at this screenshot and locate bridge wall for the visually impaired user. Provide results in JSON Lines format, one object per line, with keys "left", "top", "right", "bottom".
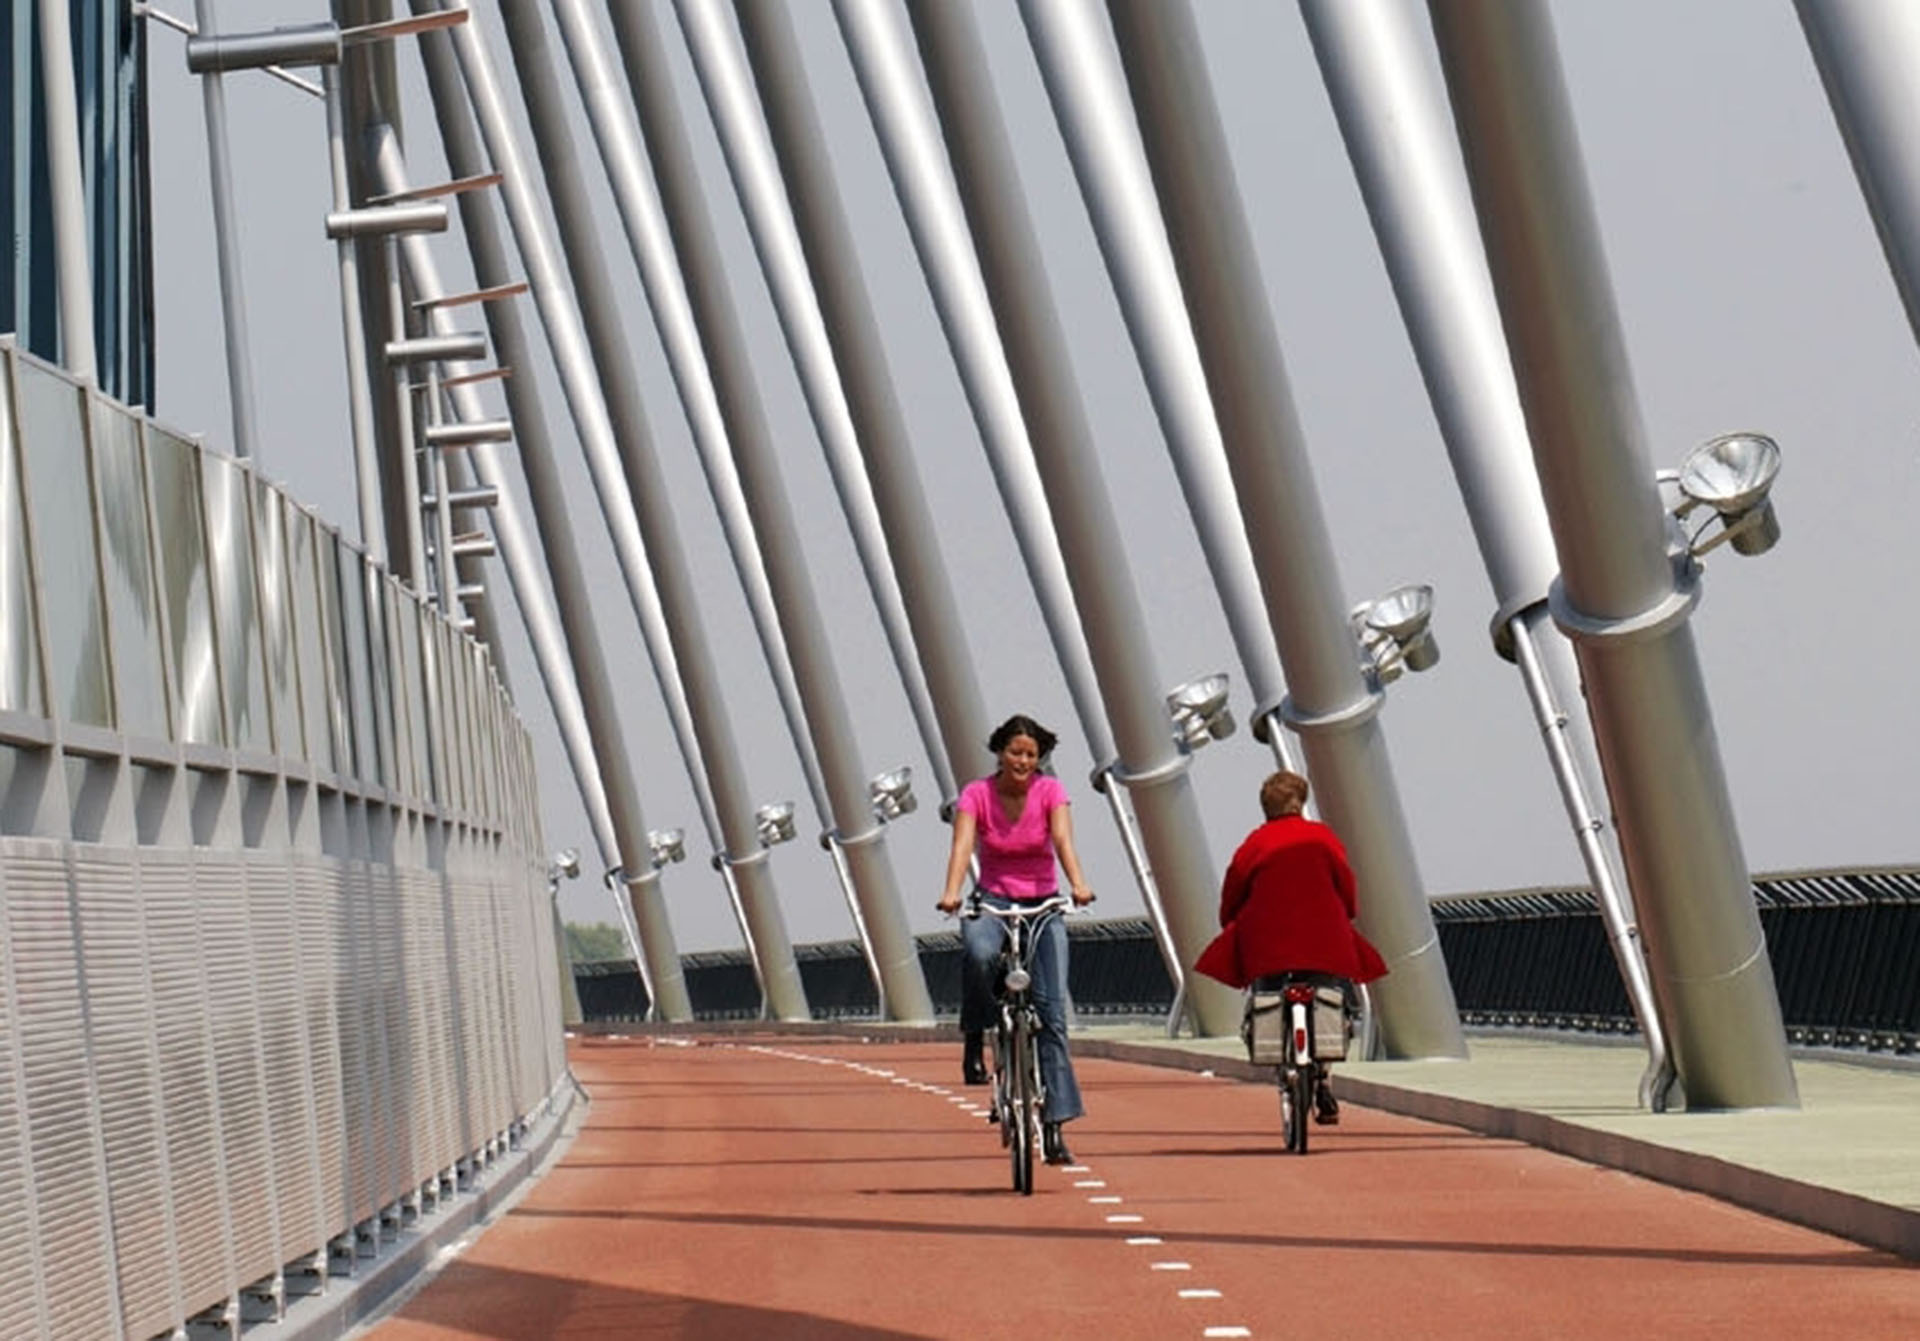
{"left": 0, "top": 342, "right": 565, "bottom": 1339}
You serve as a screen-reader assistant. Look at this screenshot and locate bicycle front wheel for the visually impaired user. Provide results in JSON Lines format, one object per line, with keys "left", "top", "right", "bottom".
{"left": 1008, "top": 1019, "right": 1035, "bottom": 1194}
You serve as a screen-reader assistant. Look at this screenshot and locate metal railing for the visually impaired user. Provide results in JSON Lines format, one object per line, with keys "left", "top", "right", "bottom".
{"left": 0, "top": 341, "right": 565, "bottom": 1338}
{"left": 580, "top": 870, "right": 1920, "bottom": 1057}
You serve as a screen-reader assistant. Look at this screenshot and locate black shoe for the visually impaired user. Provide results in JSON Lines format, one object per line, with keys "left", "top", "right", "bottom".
{"left": 962, "top": 1031, "right": 987, "bottom": 1086}
{"left": 1043, "top": 1121, "right": 1073, "bottom": 1165}
{"left": 1313, "top": 1078, "right": 1340, "bottom": 1126}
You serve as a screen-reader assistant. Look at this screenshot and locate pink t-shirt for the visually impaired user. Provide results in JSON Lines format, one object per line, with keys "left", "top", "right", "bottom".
{"left": 958, "top": 774, "right": 1069, "bottom": 900}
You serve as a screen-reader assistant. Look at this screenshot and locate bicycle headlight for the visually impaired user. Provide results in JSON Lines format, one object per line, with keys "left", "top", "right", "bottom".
{"left": 1004, "top": 967, "right": 1031, "bottom": 993}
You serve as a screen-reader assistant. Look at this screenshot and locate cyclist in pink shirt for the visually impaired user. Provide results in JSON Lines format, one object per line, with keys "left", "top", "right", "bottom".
{"left": 938, "top": 714, "right": 1096, "bottom": 1164}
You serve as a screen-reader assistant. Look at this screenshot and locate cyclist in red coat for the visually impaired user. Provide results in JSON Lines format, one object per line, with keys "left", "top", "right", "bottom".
{"left": 1195, "top": 771, "right": 1387, "bottom": 1122}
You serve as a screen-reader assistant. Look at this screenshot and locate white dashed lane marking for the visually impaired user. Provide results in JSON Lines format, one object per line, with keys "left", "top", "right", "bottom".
{"left": 1150, "top": 1261, "right": 1192, "bottom": 1272}
{"left": 1125, "top": 1236, "right": 1162, "bottom": 1246}
{"left": 1179, "top": 1290, "right": 1223, "bottom": 1300}
{"left": 1204, "top": 1329, "right": 1252, "bottom": 1338}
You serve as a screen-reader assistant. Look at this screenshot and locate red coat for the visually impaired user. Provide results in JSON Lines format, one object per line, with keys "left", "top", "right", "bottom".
{"left": 1194, "top": 816, "right": 1389, "bottom": 989}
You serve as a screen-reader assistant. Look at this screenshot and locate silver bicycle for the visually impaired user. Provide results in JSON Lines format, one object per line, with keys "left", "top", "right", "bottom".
{"left": 970, "top": 895, "right": 1071, "bottom": 1194}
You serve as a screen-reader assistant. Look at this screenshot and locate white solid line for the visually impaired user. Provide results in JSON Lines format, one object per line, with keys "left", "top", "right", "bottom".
{"left": 1124, "top": 1236, "right": 1162, "bottom": 1246}
{"left": 1150, "top": 1262, "right": 1192, "bottom": 1271}
{"left": 1089, "top": 1196, "right": 1123, "bottom": 1204}
{"left": 1105, "top": 1214, "right": 1144, "bottom": 1224}
{"left": 1074, "top": 1179, "right": 1106, "bottom": 1188}
{"left": 1178, "top": 1289, "right": 1222, "bottom": 1299}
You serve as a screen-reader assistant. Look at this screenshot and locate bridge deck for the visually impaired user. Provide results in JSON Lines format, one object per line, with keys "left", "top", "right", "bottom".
{"left": 364, "top": 1032, "right": 1919, "bottom": 1339}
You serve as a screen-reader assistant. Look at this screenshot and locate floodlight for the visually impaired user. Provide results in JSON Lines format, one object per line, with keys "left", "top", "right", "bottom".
{"left": 1675, "top": 433, "right": 1781, "bottom": 556}
{"left": 869, "top": 766, "right": 918, "bottom": 823}
{"left": 1166, "top": 673, "right": 1235, "bottom": 750}
{"left": 1360, "top": 583, "right": 1440, "bottom": 673}
{"left": 755, "top": 802, "right": 798, "bottom": 847}
{"left": 646, "top": 828, "right": 687, "bottom": 869}
{"left": 552, "top": 848, "right": 581, "bottom": 880}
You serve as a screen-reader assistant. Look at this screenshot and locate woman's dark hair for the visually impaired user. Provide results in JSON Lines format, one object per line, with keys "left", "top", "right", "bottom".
{"left": 988, "top": 713, "right": 1058, "bottom": 759}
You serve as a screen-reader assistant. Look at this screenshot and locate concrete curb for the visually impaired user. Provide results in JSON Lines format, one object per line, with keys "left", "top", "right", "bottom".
{"left": 1070, "top": 1037, "right": 1920, "bottom": 1263}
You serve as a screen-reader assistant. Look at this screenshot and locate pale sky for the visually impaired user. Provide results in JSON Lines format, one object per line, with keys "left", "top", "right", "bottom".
{"left": 143, "top": 0, "right": 1920, "bottom": 951}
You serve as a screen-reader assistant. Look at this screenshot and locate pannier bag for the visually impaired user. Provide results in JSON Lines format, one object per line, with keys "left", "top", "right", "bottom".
{"left": 1242, "top": 984, "right": 1351, "bottom": 1065}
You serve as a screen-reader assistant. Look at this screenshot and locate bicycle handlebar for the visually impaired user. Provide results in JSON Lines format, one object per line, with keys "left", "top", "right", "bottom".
{"left": 964, "top": 894, "right": 1074, "bottom": 921}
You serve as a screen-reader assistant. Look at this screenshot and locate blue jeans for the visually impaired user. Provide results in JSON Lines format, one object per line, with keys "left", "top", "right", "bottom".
{"left": 961, "top": 895, "right": 1084, "bottom": 1123}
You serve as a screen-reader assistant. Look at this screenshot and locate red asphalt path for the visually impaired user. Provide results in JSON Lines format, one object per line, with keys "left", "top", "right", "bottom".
{"left": 369, "top": 1035, "right": 1919, "bottom": 1339}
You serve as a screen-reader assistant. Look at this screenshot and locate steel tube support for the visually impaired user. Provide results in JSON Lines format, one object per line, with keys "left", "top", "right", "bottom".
{"left": 1796, "top": 0, "right": 1920, "bottom": 355}
{"left": 323, "top": 67, "right": 387, "bottom": 561}
{"left": 1108, "top": 0, "right": 1464, "bottom": 1057}
{"left": 548, "top": 1, "right": 831, "bottom": 842}
{"left": 1511, "top": 609, "right": 1672, "bottom": 1108}
{"left": 1017, "top": 0, "right": 1293, "bottom": 754}
{"left": 1428, "top": 0, "right": 1795, "bottom": 1107}
{"left": 906, "top": 0, "right": 1239, "bottom": 1036}
{"left": 385, "top": 236, "right": 429, "bottom": 594}
{"left": 833, "top": 0, "right": 1114, "bottom": 772}
{"left": 689, "top": 0, "right": 991, "bottom": 804}
{"left": 834, "top": 0, "right": 1181, "bottom": 997}
{"left": 192, "top": 0, "right": 261, "bottom": 459}
{"left": 598, "top": 0, "right": 931, "bottom": 1024}
{"left": 550, "top": 0, "right": 853, "bottom": 1005}
{"left": 384, "top": 36, "right": 696, "bottom": 1020}
{"left": 1299, "top": 0, "right": 1668, "bottom": 1091}
{"left": 37, "top": 0, "right": 95, "bottom": 382}
{"left": 493, "top": 0, "right": 806, "bottom": 1021}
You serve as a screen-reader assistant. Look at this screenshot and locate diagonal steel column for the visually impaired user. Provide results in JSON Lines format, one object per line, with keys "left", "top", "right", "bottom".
{"left": 830, "top": 0, "right": 1113, "bottom": 775}
{"left": 1796, "top": 0, "right": 1920, "bottom": 354}
{"left": 393, "top": 25, "right": 696, "bottom": 1021}
{"left": 1298, "top": 0, "right": 1670, "bottom": 1102}
{"left": 191, "top": 0, "right": 260, "bottom": 459}
{"left": 905, "top": 0, "right": 1241, "bottom": 1037}
{"left": 489, "top": 0, "right": 806, "bottom": 1021}
{"left": 370, "top": 131, "right": 647, "bottom": 998}
{"left": 1015, "top": 0, "right": 1296, "bottom": 771}
{"left": 1427, "top": 1, "right": 1795, "bottom": 1107}
{"left": 546, "top": 0, "right": 877, "bottom": 1008}
{"left": 832, "top": 0, "right": 1192, "bottom": 1022}
{"left": 1107, "top": 0, "right": 1464, "bottom": 1057}
{"left": 37, "top": 0, "right": 95, "bottom": 383}
{"left": 684, "top": 0, "right": 991, "bottom": 805}
{"left": 598, "top": 0, "right": 932, "bottom": 1023}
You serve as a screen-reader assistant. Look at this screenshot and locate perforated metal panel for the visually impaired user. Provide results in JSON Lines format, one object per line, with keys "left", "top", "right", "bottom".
{"left": 193, "top": 852, "right": 282, "bottom": 1283}
{"left": 138, "top": 850, "right": 237, "bottom": 1315}
{"left": 73, "top": 848, "right": 183, "bottom": 1340}
{"left": 0, "top": 859, "right": 52, "bottom": 1339}
{"left": 369, "top": 862, "right": 411, "bottom": 1206}
{"left": 1, "top": 842, "right": 119, "bottom": 1340}
{"left": 246, "top": 852, "right": 326, "bottom": 1258}
{"left": 297, "top": 859, "right": 348, "bottom": 1233}
{"left": 335, "top": 859, "right": 382, "bottom": 1223}
{"left": 405, "top": 866, "right": 456, "bottom": 1173}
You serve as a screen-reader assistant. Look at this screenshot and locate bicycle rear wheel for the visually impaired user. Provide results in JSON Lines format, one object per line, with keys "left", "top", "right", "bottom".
{"left": 1008, "top": 1020, "right": 1034, "bottom": 1194}
{"left": 1280, "top": 1063, "right": 1310, "bottom": 1154}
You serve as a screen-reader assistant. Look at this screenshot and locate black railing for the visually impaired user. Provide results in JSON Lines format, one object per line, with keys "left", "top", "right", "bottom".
{"left": 575, "top": 868, "right": 1920, "bottom": 1055}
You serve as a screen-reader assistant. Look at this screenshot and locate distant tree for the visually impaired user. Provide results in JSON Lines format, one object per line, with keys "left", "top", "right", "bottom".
{"left": 565, "top": 921, "right": 630, "bottom": 963}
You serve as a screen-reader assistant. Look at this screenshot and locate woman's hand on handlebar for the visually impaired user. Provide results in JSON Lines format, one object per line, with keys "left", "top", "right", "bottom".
{"left": 1069, "top": 884, "right": 1096, "bottom": 908}
{"left": 936, "top": 890, "right": 964, "bottom": 917}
